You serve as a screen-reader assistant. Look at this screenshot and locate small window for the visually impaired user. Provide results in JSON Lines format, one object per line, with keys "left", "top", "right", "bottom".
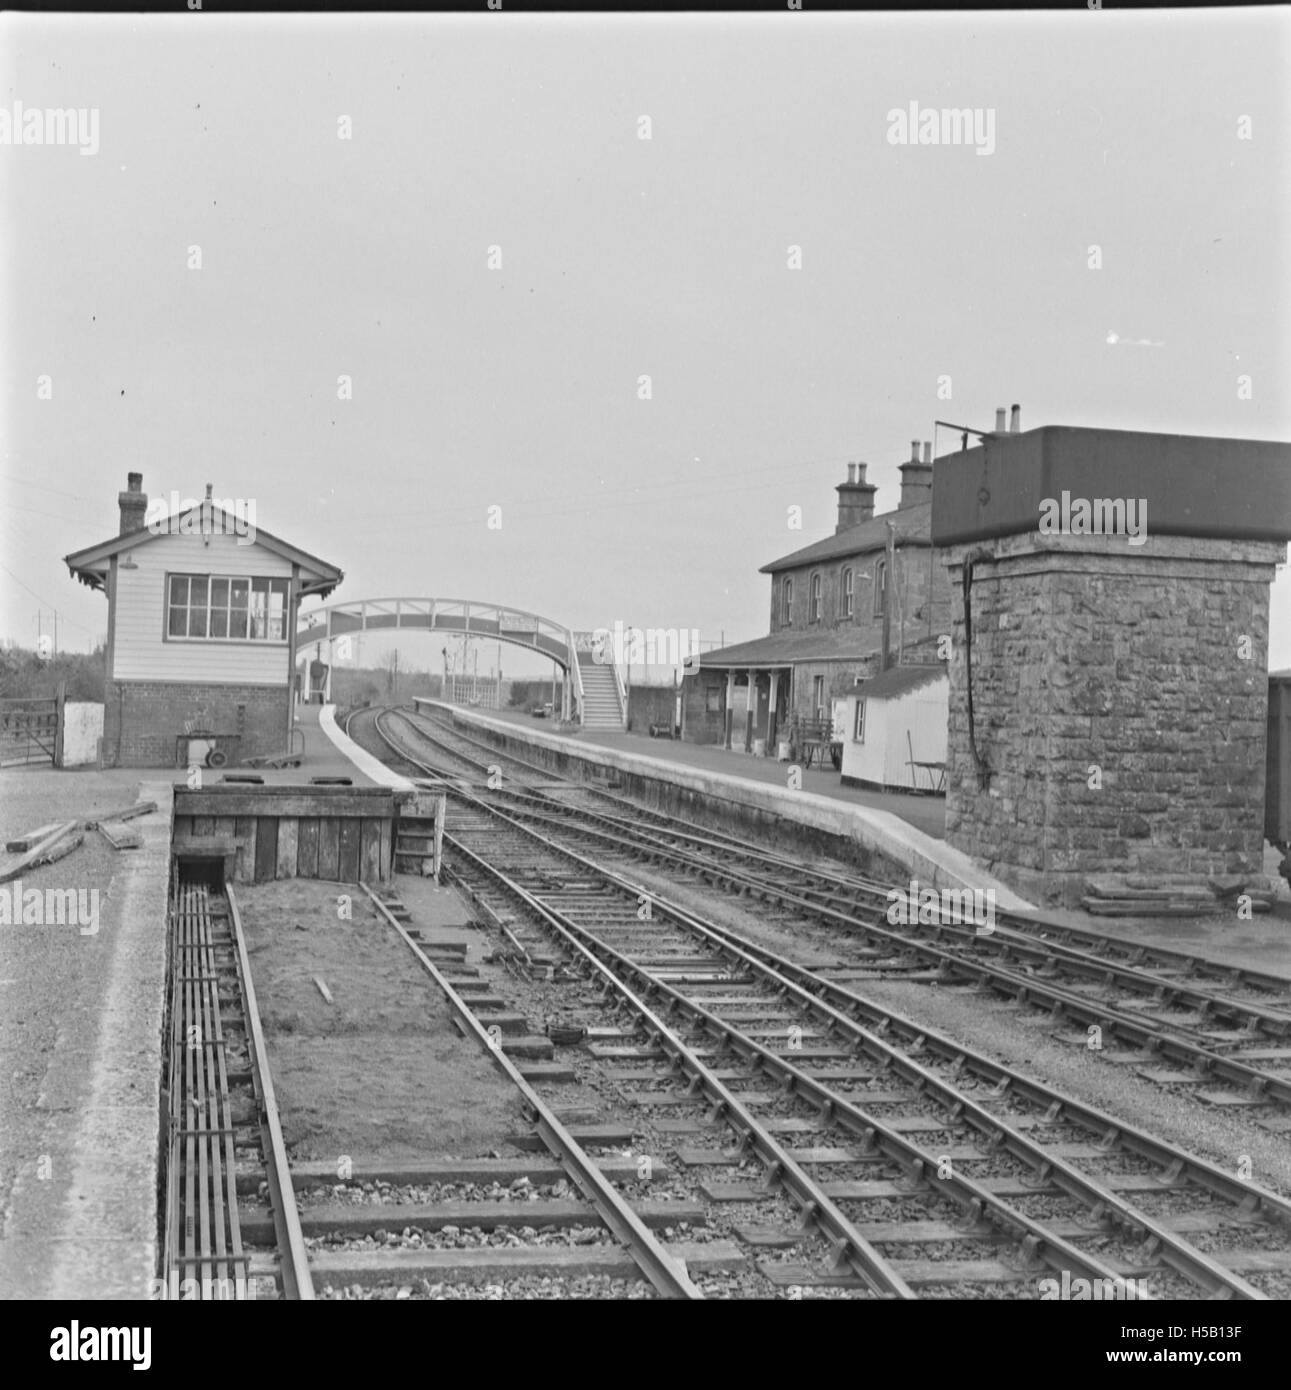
{"left": 705, "top": 684, "right": 723, "bottom": 714}
{"left": 813, "top": 675, "right": 825, "bottom": 722}
{"left": 854, "top": 698, "right": 866, "bottom": 742}
{"left": 782, "top": 577, "right": 793, "bottom": 625}
{"left": 873, "top": 559, "right": 887, "bottom": 617}
{"left": 809, "top": 573, "right": 822, "bottom": 623}
{"left": 841, "top": 567, "right": 853, "bottom": 618}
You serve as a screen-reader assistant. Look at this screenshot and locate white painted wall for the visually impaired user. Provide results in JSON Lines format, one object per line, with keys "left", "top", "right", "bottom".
{"left": 112, "top": 531, "right": 294, "bottom": 684}
{"left": 61, "top": 702, "right": 104, "bottom": 767}
{"left": 841, "top": 678, "right": 948, "bottom": 790}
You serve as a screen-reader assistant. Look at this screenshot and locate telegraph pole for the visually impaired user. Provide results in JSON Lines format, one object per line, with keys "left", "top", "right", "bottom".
{"left": 882, "top": 520, "right": 896, "bottom": 671}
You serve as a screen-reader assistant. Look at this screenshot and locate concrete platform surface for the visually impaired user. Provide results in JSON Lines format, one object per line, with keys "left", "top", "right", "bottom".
{"left": 0, "top": 768, "right": 172, "bottom": 1299}
{"left": 234, "top": 703, "right": 382, "bottom": 787}
{"left": 445, "top": 702, "right": 947, "bottom": 840}
{"left": 318, "top": 705, "right": 412, "bottom": 790}
{"left": 409, "top": 700, "right": 1030, "bottom": 913}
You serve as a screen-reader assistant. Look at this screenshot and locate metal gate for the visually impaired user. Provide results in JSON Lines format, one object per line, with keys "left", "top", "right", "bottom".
{"left": 0, "top": 694, "right": 62, "bottom": 767}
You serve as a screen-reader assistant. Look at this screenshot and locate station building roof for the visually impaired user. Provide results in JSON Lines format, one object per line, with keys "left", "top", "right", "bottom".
{"left": 698, "top": 629, "right": 880, "bottom": 670}
{"left": 65, "top": 496, "right": 343, "bottom": 599}
{"left": 760, "top": 502, "right": 932, "bottom": 575}
{"left": 698, "top": 631, "right": 946, "bottom": 673}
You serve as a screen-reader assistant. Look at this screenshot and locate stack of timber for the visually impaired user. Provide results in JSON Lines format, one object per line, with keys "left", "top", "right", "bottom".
{"left": 0, "top": 798, "right": 156, "bottom": 878}
{"left": 1083, "top": 873, "right": 1279, "bottom": 917}
{"left": 0, "top": 821, "right": 83, "bottom": 881}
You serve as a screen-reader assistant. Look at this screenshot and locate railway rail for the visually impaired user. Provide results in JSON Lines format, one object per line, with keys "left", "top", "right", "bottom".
{"left": 383, "top": 706, "right": 1291, "bottom": 1117}
{"left": 161, "top": 878, "right": 312, "bottom": 1299}
{"left": 400, "top": 703, "right": 1291, "bottom": 1002}
{"left": 361, "top": 707, "right": 1291, "bottom": 1299}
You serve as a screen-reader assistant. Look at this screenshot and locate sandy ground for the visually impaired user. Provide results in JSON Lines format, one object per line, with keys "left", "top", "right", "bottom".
{"left": 0, "top": 767, "right": 171, "bottom": 1298}
{"left": 236, "top": 877, "right": 524, "bottom": 1164}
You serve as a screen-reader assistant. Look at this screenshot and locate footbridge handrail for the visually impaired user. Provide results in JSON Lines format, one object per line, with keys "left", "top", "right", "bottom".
{"left": 297, "top": 598, "right": 584, "bottom": 721}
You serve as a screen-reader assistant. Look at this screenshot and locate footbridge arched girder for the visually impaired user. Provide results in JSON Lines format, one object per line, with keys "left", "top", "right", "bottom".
{"left": 296, "top": 597, "right": 611, "bottom": 723}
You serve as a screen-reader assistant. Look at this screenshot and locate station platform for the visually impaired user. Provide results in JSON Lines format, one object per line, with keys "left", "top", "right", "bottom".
{"left": 399, "top": 700, "right": 1291, "bottom": 982}
{"left": 243, "top": 703, "right": 384, "bottom": 787}
{"left": 409, "top": 698, "right": 1029, "bottom": 912}
{"left": 0, "top": 768, "right": 172, "bottom": 1299}
{"left": 456, "top": 705, "right": 948, "bottom": 838}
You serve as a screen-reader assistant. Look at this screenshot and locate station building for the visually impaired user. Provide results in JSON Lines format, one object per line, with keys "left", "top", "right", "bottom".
{"left": 65, "top": 474, "right": 343, "bottom": 767}
{"left": 685, "top": 440, "right": 954, "bottom": 751}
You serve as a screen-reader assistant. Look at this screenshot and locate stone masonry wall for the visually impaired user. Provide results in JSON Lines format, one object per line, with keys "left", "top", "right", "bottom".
{"left": 942, "top": 533, "right": 1282, "bottom": 906}
{"left": 770, "top": 541, "right": 953, "bottom": 648}
{"left": 102, "top": 679, "right": 288, "bottom": 767}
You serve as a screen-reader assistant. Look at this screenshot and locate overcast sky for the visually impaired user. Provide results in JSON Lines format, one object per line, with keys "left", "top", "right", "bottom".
{"left": 3, "top": 10, "right": 1288, "bottom": 672}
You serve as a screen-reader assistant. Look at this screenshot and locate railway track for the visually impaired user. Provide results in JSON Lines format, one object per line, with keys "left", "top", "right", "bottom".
{"left": 364, "top": 707, "right": 1291, "bottom": 1299}
{"left": 161, "top": 879, "right": 312, "bottom": 1299}
{"left": 386, "top": 706, "right": 1291, "bottom": 1118}
{"left": 163, "top": 861, "right": 708, "bottom": 1300}
{"left": 401, "top": 703, "right": 1291, "bottom": 1001}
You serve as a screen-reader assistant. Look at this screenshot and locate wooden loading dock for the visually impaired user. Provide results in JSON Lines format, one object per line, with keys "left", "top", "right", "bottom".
{"left": 171, "top": 784, "right": 408, "bottom": 884}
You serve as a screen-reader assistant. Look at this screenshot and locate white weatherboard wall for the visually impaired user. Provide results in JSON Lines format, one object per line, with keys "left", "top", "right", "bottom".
{"left": 842, "top": 679, "right": 948, "bottom": 790}
{"left": 112, "top": 531, "right": 294, "bottom": 684}
{"left": 60, "top": 702, "right": 104, "bottom": 767}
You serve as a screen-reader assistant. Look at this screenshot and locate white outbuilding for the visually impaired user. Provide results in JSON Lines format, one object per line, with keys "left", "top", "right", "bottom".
{"left": 840, "top": 663, "right": 948, "bottom": 792}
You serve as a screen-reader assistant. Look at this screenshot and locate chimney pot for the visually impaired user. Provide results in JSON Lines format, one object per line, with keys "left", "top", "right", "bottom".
{"left": 1010, "top": 403, "right": 1021, "bottom": 433}
{"left": 994, "top": 407, "right": 1007, "bottom": 433}
{"left": 117, "top": 473, "right": 149, "bottom": 536}
{"left": 836, "top": 460, "right": 876, "bottom": 532}
{"left": 205, "top": 483, "right": 213, "bottom": 500}
{"left": 923, "top": 441, "right": 932, "bottom": 464}
{"left": 898, "top": 445, "right": 935, "bottom": 510}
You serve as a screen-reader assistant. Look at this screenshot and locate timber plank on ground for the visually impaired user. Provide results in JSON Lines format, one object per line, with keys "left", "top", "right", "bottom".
{"left": 0, "top": 821, "right": 80, "bottom": 882}
{"left": 98, "top": 821, "right": 143, "bottom": 850}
